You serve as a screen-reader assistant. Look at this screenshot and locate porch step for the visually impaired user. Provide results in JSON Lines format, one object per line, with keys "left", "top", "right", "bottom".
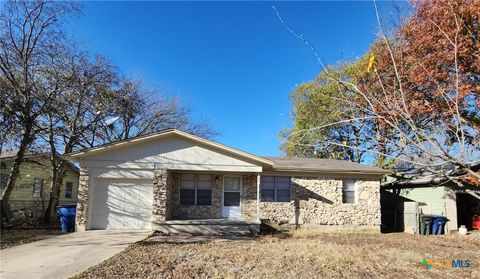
{"left": 153, "top": 219, "right": 260, "bottom": 236}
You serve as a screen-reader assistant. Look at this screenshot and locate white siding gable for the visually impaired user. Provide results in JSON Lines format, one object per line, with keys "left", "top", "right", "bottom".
{"left": 80, "top": 135, "right": 262, "bottom": 172}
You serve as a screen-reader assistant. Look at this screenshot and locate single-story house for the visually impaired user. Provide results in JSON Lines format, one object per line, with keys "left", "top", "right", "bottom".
{"left": 0, "top": 152, "right": 79, "bottom": 222}
{"left": 65, "top": 129, "right": 389, "bottom": 232}
{"left": 381, "top": 169, "right": 480, "bottom": 233}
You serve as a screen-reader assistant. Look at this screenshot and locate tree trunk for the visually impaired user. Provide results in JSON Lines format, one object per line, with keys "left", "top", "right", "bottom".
{"left": 44, "top": 157, "right": 58, "bottom": 223}
{"left": 44, "top": 161, "right": 66, "bottom": 223}
{"left": 43, "top": 117, "right": 70, "bottom": 224}
{"left": 0, "top": 121, "right": 34, "bottom": 223}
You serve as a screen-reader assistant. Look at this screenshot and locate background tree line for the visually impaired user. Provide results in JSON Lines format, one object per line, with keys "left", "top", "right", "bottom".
{"left": 0, "top": 0, "right": 214, "bottom": 223}
{"left": 281, "top": 0, "right": 479, "bottom": 185}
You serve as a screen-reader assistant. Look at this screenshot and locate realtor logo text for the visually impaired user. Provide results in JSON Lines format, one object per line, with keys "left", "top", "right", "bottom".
{"left": 420, "top": 258, "right": 472, "bottom": 270}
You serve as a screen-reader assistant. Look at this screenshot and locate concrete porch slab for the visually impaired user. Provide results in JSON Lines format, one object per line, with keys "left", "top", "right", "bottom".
{"left": 142, "top": 235, "right": 252, "bottom": 243}
{"left": 153, "top": 218, "right": 260, "bottom": 236}
{"left": 161, "top": 218, "right": 260, "bottom": 225}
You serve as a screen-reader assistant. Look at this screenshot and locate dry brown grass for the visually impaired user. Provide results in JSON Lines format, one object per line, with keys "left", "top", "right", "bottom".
{"left": 74, "top": 231, "right": 480, "bottom": 279}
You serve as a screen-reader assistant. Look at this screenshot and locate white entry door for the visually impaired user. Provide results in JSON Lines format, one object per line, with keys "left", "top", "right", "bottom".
{"left": 90, "top": 179, "right": 153, "bottom": 230}
{"left": 222, "top": 176, "right": 242, "bottom": 218}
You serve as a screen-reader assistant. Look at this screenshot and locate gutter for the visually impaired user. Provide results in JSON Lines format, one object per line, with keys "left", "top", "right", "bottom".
{"left": 272, "top": 168, "right": 391, "bottom": 175}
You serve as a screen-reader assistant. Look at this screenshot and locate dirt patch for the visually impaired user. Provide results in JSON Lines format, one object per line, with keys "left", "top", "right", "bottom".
{"left": 0, "top": 228, "right": 63, "bottom": 249}
{"left": 74, "top": 231, "right": 479, "bottom": 279}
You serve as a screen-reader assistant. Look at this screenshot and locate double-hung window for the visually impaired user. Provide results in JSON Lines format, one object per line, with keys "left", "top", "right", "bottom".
{"left": 65, "top": 182, "right": 73, "bottom": 199}
{"left": 261, "top": 176, "right": 291, "bottom": 202}
{"left": 180, "top": 174, "right": 213, "bottom": 205}
{"left": 0, "top": 173, "right": 8, "bottom": 189}
{"left": 33, "top": 178, "right": 43, "bottom": 198}
{"left": 196, "top": 175, "right": 213, "bottom": 205}
{"left": 342, "top": 179, "right": 357, "bottom": 204}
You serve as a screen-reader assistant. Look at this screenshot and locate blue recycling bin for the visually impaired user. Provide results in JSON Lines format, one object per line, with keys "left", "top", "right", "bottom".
{"left": 56, "top": 204, "right": 77, "bottom": 233}
{"left": 420, "top": 214, "right": 434, "bottom": 235}
{"left": 431, "top": 216, "right": 448, "bottom": 235}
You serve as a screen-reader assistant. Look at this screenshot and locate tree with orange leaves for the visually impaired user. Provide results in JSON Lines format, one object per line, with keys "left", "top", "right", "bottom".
{"left": 281, "top": 0, "right": 480, "bottom": 185}
{"left": 401, "top": 0, "right": 480, "bottom": 128}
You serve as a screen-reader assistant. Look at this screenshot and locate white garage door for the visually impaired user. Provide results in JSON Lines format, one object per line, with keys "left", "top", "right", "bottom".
{"left": 90, "top": 179, "right": 153, "bottom": 230}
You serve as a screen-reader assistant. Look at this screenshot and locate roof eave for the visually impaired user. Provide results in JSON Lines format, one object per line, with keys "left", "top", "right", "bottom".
{"left": 272, "top": 167, "right": 391, "bottom": 175}
{"left": 65, "top": 129, "right": 274, "bottom": 166}
{"left": 65, "top": 129, "right": 177, "bottom": 159}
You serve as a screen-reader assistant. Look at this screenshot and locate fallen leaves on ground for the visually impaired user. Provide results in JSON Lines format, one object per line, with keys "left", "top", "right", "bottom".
{"left": 74, "top": 231, "right": 480, "bottom": 279}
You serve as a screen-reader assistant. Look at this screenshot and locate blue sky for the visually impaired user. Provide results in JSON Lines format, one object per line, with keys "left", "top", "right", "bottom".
{"left": 67, "top": 1, "right": 407, "bottom": 156}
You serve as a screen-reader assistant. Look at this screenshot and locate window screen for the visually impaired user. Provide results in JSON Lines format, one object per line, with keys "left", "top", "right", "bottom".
{"left": 197, "top": 174, "right": 212, "bottom": 205}
{"left": 0, "top": 173, "right": 8, "bottom": 189}
{"left": 33, "top": 178, "right": 43, "bottom": 198}
{"left": 65, "top": 182, "right": 73, "bottom": 199}
{"left": 224, "top": 192, "right": 241, "bottom": 206}
{"left": 197, "top": 189, "right": 212, "bottom": 205}
{"left": 180, "top": 174, "right": 212, "bottom": 205}
{"left": 223, "top": 176, "right": 241, "bottom": 206}
{"left": 224, "top": 176, "right": 241, "bottom": 191}
{"left": 342, "top": 179, "right": 356, "bottom": 204}
{"left": 180, "top": 189, "right": 195, "bottom": 205}
{"left": 260, "top": 176, "right": 291, "bottom": 202}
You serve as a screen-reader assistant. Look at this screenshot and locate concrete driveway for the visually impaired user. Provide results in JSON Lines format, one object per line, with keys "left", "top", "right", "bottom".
{"left": 0, "top": 230, "right": 150, "bottom": 279}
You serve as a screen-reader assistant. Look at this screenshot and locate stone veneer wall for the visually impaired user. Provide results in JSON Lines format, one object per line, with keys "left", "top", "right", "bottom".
{"left": 170, "top": 173, "right": 223, "bottom": 219}
{"left": 152, "top": 169, "right": 174, "bottom": 224}
{"left": 242, "top": 175, "right": 258, "bottom": 222}
{"left": 259, "top": 177, "right": 381, "bottom": 228}
{"left": 75, "top": 167, "right": 89, "bottom": 231}
{"left": 77, "top": 170, "right": 379, "bottom": 229}
{"left": 151, "top": 173, "right": 381, "bottom": 228}
{"left": 165, "top": 173, "right": 259, "bottom": 221}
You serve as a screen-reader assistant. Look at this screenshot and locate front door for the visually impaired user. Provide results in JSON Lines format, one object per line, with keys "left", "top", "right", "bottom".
{"left": 222, "top": 176, "right": 242, "bottom": 218}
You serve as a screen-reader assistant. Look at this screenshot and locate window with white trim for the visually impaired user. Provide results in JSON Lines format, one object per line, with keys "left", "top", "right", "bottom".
{"left": 260, "top": 176, "right": 291, "bottom": 202}
{"left": 180, "top": 174, "right": 213, "bottom": 205}
{"left": 342, "top": 179, "right": 357, "bottom": 204}
{"left": 33, "top": 178, "right": 43, "bottom": 198}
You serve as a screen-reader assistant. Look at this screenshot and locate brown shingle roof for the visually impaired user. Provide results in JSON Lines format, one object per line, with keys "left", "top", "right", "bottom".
{"left": 0, "top": 151, "right": 40, "bottom": 159}
{"left": 0, "top": 151, "right": 79, "bottom": 173}
{"left": 263, "top": 157, "right": 390, "bottom": 174}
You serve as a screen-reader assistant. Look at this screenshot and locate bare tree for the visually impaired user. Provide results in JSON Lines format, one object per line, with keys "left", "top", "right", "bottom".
{"left": 0, "top": 77, "right": 20, "bottom": 155}
{"left": 0, "top": 0, "right": 78, "bottom": 221}
{"left": 97, "top": 78, "right": 216, "bottom": 144}
{"left": 39, "top": 54, "right": 214, "bottom": 222}
{"left": 40, "top": 50, "right": 118, "bottom": 222}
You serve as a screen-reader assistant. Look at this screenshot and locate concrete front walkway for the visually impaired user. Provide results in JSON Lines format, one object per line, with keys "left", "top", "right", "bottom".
{"left": 0, "top": 230, "right": 150, "bottom": 279}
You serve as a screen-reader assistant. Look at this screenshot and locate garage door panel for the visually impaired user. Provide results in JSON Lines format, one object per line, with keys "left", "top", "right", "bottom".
{"left": 90, "top": 179, "right": 153, "bottom": 230}
{"left": 105, "top": 214, "right": 123, "bottom": 230}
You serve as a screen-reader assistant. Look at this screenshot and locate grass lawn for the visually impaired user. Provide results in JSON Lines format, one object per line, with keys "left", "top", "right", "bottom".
{"left": 74, "top": 230, "right": 480, "bottom": 279}
{"left": 0, "top": 228, "right": 62, "bottom": 249}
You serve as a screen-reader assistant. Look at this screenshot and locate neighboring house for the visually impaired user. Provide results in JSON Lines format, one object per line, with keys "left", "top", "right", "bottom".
{"left": 381, "top": 168, "right": 480, "bottom": 233}
{"left": 0, "top": 152, "right": 79, "bottom": 221}
{"left": 65, "top": 129, "right": 389, "bottom": 232}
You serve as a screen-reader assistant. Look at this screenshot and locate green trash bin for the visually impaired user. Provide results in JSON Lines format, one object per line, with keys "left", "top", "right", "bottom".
{"left": 420, "top": 214, "right": 434, "bottom": 235}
